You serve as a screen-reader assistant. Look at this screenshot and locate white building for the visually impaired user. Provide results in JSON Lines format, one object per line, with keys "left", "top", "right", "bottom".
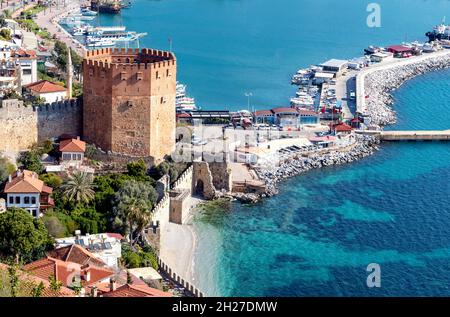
{"left": 24, "top": 79, "right": 67, "bottom": 103}
{"left": 55, "top": 232, "right": 124, "bottom": 269}
{"left": 12, "top": 49, "right": 38, "bottom": 85}
{"left": 3, "top": 170, "right": 54, "bottom": 217}
{"left": 319, "top": 59, "right": 349, "bottom": 77}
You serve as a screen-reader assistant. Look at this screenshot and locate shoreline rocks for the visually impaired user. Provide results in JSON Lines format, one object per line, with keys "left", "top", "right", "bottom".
{"left": 256, "top": 135, "right": 379, "bottom": 197}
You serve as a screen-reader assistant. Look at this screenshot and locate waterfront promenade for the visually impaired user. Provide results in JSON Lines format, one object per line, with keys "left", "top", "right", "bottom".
{"left": 34, "top": 0, "right": 87, "bottom": 56}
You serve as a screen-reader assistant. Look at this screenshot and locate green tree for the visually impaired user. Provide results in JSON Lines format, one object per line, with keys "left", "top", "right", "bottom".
{"left": 31, "top": 281, "right": 45, "bottom": 297}
{"left": 61, "top": 172, "right": 95, "bottom": 204}
{"left": 7, "top": 264, "right": 19, "bottom": 297}
{"left": 3, "top": 10, "right": 11, "bottom": 19}
{"left": 0, "top": 28, "right": 11, "bottom": 41}
{"left": 42, "top": 215, "right": 66, "bottom": 238}
{"left": 39, "top": 173, "right": 63, "bottom": 188}
{"left": 48, "top": 274, "right": 62, "bottom": 295}
{"left": 127, "top": 159, "right": 147, "bottom": 178}
{"left": 0, "top": 208, "right": 54, "bottom": 263}
{"left": 113, "top": 180, "right": 157, "bottom": 245}
{"left": 18, "top": 151, "right": 43, "bottom": 174}
{"left": 0, "top": 157, "right": 15, "bottom": 183}
{"left": 155, "top": 162, "right": 170, "bottom": 178}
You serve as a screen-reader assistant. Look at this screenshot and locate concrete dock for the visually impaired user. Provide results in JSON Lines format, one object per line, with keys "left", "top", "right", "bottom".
{"left": 356, "top": 129, "right": 450, "bottom": 141}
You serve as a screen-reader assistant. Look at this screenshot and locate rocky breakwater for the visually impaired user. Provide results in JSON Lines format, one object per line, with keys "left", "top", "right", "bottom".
{"left": 364, "top": 53, "right": 450, "bottom": 127}
{"left": 256, "top": 135, "right": 379, "bottom": 197}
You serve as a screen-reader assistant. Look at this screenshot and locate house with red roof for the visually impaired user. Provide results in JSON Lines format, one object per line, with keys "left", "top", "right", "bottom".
{"left": 59, "top": 137, "right": 86, "bottom": 164}
{"left": 0, "top": 263, "right": 75, "bottom": 297}
{"left": 23, "top": 256, "right": 116, "bottom": 293}
{"left": 3, "top": 170, "right": 54, "bottom": 217}
{"left": 22, "top": 244, "right": 172, "bottom": 297}
{"left": 24, "top": 80, "right": 67, "bottom": 103}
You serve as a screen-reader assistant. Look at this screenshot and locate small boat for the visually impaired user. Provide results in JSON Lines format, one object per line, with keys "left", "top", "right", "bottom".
{"left": 81, "top": 8, "right": 98, "bottom": 16}
{"left": 87, "top": 39, "right": 116, "bottom": 47}
{"left": 364, "top": 45, "right": 383, "bottom": 55}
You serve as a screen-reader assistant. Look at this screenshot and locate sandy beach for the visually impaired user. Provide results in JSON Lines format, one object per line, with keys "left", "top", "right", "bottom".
{"left": 158, "top": 196, "right": 204, "bottom": 289}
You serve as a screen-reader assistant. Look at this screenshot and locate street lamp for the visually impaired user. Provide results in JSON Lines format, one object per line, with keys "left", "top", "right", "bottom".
{"left": 244, "top": 92, "right": 252, "bottom": 112}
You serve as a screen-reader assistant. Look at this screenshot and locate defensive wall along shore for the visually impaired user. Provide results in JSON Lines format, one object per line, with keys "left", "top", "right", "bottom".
{"left": 356, "top": 49, "right": 450, "bottom": 116}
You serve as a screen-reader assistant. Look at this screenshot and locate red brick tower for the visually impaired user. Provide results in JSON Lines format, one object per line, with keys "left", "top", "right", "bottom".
{"left": 83, "top": 48, "right": 176, "bottom": 162}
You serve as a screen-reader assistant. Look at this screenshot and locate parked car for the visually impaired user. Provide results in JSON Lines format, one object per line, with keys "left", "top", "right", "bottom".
{"left": 192, "top": 136, "right": 207, "bottom": 146}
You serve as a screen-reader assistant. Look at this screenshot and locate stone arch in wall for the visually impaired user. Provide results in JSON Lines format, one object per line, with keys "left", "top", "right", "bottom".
{"left": 195, "top": 179, "right": 204, "bottom": 196}
{"left": 192, "top": 162, "right": 216, "bottom": 200}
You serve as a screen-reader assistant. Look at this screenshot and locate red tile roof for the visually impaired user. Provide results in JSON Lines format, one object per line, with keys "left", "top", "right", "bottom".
{"left": 59, "top": 138, "right": 86, "bottom": 153}
{"left": 4, "top": 170, "right": 51, "bottom": 194}
{"left": 333, "top": 123, "right": 353, "bottom": 132}
{"left": 23, "top": 256, "right": 114, "bottom": 288}
{"left": 105, "top": 233, "right": 125, "bottom": 241}
{"left": 102, "top": 284, "right": 172, "bottom": 297}
{"left": 47, "top": 245, "right": 106, "bottom": 267}
{"left": 12, "top": 49, "right": 37, "bottom": 59}
{"left": 0, "top": 263, "right": 75, "bottom": 297}
{"left": 388, "top": 45, "right": 413, "bottom": 53}
{"left": 253, "top": 110, "right": 273, "bottom": 117}
{"left": 271, "top": 107, "right": 298, "bottom": 115}
{"left": 25, "top": 80, "right": 67, "bottom": 94}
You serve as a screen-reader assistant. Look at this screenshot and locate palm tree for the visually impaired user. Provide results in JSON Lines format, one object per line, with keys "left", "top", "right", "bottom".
{"left": 113, "top": 180, "right": 156, "bottom": 245}
{"left": 61, "top": 172, "right": 95, "bottom": 203}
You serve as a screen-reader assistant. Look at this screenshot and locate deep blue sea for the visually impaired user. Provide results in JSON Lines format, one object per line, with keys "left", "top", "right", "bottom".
{"left": 101, "top": 0, "right": 450, "bottom": 296}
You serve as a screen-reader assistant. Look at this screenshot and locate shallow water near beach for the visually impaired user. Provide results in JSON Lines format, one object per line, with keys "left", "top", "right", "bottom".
{"left": 100, "top": 0, "right": 450, "bottom": 295}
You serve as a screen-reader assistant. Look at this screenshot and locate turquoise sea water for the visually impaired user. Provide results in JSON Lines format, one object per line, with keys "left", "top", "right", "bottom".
{"left": 101, "top": 1, "right": 450, "bottom": 296}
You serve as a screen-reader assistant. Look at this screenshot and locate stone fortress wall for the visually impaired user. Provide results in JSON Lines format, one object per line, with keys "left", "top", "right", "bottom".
{"left": 0, "top": 98, "right": 82, "bottom": 153}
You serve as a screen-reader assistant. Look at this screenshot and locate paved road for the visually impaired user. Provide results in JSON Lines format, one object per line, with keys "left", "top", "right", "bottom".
{"left": 34, "top": 0, "right": 87, "bottom": 56}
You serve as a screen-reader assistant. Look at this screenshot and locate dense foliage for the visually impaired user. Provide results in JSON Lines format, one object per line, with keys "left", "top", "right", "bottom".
{"left": 0, "top": 208, "right": 54, "bottom": 263}
{"left": 17, "top": 151, "right": 43, "bottom": 174}
{"left": 0, "top": 157, "right": 15, "bottom": 183}
{"left": 121, "top": 243, "right": 158, "bottom": 270}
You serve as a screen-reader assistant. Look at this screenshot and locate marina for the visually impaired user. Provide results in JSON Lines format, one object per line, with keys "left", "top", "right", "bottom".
{"left": 56, "top": 2, "right": 146, "bottom": 50}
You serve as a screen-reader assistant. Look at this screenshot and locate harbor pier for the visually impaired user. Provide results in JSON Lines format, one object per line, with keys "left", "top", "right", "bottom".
{"left": 356, "top": 130, "right": 450, "bottom": 141}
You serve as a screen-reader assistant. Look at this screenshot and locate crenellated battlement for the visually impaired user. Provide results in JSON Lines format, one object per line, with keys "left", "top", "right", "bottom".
{"left": 0, "top": 98, "right": 82, "bottom": 152}
{"left": 0, "top": 98, "right": 80, "bottom": 113}
{"left": 84, "top": 47, "right": 176, "bottom": 72}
